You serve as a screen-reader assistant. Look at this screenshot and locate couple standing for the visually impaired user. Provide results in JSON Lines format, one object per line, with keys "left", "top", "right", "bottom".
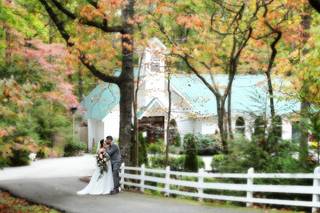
{"left": 77, "top": 136, "right": 122, "bottom": 195}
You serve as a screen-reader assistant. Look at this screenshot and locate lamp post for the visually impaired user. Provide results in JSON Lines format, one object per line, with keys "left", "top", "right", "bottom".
{"left": 70, "top": 106, "right": 78, "bottom": 143}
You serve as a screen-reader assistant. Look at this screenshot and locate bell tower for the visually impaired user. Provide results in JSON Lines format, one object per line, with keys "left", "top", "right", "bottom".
{"left": 139, "top": 38, "right": 167, "bottom": 107}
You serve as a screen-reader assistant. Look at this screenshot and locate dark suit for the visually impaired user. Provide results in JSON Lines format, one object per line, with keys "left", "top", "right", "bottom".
{"left": 106, "top": 143, "right": 122, "bottom": 189}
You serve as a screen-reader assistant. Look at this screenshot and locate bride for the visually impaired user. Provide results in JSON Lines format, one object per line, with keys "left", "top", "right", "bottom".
{"left": 77, "top": 139, "right": 114, "bottom": 195}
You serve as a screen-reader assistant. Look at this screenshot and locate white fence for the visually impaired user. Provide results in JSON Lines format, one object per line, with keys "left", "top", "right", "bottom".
{"left": 120, "top": 163, "right": 320, "bottom": 212}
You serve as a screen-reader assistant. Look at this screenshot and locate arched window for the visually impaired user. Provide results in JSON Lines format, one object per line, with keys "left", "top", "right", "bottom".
{"left": 235, "top": 117, "right": 245, "bottom": 135}
{"left": 254, "top": 116, "right": 266, "bottom": 138}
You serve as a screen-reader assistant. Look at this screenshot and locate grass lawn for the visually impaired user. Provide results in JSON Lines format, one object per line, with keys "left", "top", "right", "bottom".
{"left": 0, "top": 190, "right": 60, "bottom": 213}
{"left": 139, "top": 189, "right": 306, "bottom": 213}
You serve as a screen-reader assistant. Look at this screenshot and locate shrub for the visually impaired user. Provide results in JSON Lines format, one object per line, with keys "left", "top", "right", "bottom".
{"left": 0, "top": 157, "right": 7, "bottom": 168}
{"left": 170, "top": 132, "right": 181, "bottom": 147}
{"left": 168, "top": 145, "right": 182, "bottom": 154}
{"left": 8, "top": 148, "right": 30, "bottom": 167}
{"left": 138, "top": 133, "right": 148, "bottom": 165}
{"left": 147, "top": 141, "right": 164, "bottom": 154}
{"left": 149, "top": 155, "right": 173, "bottom": 169}
{"left": 91, "top": 142, "right": 98, "bottom": 154}
{"left": 212, "top": 137, "right": 311, "bottom": 173}
{"left": 183, "top": 134, "right": 198, "bottom": 172}
{"left": 63, "top": 142, "right": 86, "bottom": 157}
{"left": 197, "top": 135, "right": 222, "bottom": 155}
{"left": 36, "top": 147, "right": 49, "bottom": 159}
{"left": 148, "top": 155, "right": 204, "bottom": 171}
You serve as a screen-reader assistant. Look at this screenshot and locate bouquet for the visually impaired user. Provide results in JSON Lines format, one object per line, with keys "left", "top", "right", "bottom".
{"left": 96, "top": 151, "right": 110, "bottom": 180}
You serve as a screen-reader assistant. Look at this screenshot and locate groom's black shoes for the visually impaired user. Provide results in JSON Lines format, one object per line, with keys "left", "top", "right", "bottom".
{"left": 110, "top": 188, "right": 120, "bottom": 195}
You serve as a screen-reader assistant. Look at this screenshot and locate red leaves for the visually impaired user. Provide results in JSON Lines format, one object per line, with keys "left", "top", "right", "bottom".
{"left": 0, "top": 191, "right": 59, "bottom": 213}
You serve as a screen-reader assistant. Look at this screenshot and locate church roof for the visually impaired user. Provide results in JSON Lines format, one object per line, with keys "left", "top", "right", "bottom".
{"left": 81, "top": 74, "right": 300, "bottom": 120}
{"left": 81, "top": 83, "right": 119, "bottom": 120}
{"left": 171, "top": 74, "right": 300, "bottom": 116}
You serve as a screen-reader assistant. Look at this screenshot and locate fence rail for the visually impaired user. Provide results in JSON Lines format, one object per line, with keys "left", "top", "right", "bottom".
{"left": 119, "top": 163, "right": 320, "bottom": 212}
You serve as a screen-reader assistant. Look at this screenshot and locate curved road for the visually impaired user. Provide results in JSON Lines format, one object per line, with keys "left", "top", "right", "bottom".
{"left": 0, "top": 155, "right": 288, "bottom": 213}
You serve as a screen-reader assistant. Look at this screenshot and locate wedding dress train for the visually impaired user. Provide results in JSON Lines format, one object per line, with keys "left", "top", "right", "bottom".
{"left": 77, "top": 159, "right": 114, "bottom": 195}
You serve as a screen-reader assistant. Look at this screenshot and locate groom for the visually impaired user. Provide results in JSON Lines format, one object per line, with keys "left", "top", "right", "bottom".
{"left": 105, "top": 136, "right": 122, "bottom": 194}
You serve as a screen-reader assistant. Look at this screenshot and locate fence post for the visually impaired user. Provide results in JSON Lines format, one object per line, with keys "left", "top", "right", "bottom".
{"left": 140, "top": 164, "right": 145, "bottom": 192}
{"left": 312, "top": 167, "right": 320, "bottom": 213}
{"left": 164, "top": 166, "right": 171, "bottom": 197}
{"left": 246, "top": 167, "right": 254, "bottom": 207}
{"left": 198, "top": 168, "right": 205, "bottom": 201}
{"left": 120, "top": 162, "right": 125, "bottom": 189}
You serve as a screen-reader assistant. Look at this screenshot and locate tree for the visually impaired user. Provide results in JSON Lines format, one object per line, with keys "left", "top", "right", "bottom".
{"left": 165, "top": 60, "right": 172, "bottom": 166}
{"left": 150, "top": 0, "right": 265, "bottom": 152}
{"left": 37, "top": 0, "right": 138, "bottom": 165}
{"left": 0, "top": 1, "right": 79, "bottom": 166}
{"left": 183, "top": 134, "right": 198, "bottom": 172}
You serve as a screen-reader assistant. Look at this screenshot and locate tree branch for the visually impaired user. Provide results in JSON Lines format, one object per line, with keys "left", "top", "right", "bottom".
{"left": 173, "top": 53, "right": 221, "bottom": 97}
{"left": 39, "top": 0, "right": 119, "bottom": 84}
{"left": 49, "top": 0, "right": 124, "bottom": 33}
{"left": 79, "top": 54, "right": 119, "bottom": 84}
{"left": 87, "top": 0, "right": 98, "bottom": 8}
{"left": 309, "top": 0, "right": 320, "bottom": 13}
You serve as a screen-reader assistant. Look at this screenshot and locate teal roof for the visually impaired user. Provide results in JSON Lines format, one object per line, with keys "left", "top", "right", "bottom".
{"left": 81, "top": 83, "right": 119, "bottom": 120}
{"left": 171, "top": 74, "right": 300, "bottom": 116}
{"left": 81, "top": 74, "right": 300, "bottom": 120}
{"left": 136, "top": 98, "right": 158, "bottom": 119}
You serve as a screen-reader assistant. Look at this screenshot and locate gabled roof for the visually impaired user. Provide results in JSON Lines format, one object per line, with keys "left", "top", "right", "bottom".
{"left": 137, "top": 98, "right": 166, "bottom": 119}
{"left": 81, "top": 83, "right": 119, "bottom": 120}
{"left": 171, "top": 74, "right": 300, "bottom": 116}
{"left": 81, "top": 74, "right": 300, "bottom": 120}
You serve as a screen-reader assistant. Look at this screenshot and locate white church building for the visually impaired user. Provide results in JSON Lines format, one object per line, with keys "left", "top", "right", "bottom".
{"left": 80, "top": 38, "right": 300, "bottom": 151}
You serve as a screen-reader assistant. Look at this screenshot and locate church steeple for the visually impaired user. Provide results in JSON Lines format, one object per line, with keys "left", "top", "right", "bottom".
{"left": 139, "top": 38, "right": 168, "bottom": 107}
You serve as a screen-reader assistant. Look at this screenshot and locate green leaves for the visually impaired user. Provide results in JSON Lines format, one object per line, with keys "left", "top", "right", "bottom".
{"left": 0, "top": 1, "right": 48, "bottom": 38}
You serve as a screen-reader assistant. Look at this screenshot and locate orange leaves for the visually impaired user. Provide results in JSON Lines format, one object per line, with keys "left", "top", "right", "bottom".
{"left": 122, "top": 41, "right": 133, "bottom": 51}
{"left": 0, "top": 129, "right": 8, "bottom": 138}
{"left": 0, "top": 191, "right": 59, "bottom": 213}
{"left": 176, "top": 15, "right": 203, "bottom": 29}
{"left": 286, "top": 0, "right": 307, "bottom": 10}
{"left": 80, "top": 5, "right": 104, "bottom": 21}
{"left": 99, "top": 0, "right": 126, "bottom": 9}
{"left": 154, "top": 2, "right": 173, "bottom": 15}
{"left": 128, "top": 15, "right": 146, "bottom": 25}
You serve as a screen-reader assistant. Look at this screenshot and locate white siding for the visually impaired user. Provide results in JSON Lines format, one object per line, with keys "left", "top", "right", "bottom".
{"left": 88, "top": 119, "right": 104, "bottom": 151}
{"left": 282, "top": 118, "right": 292, "bottom": 140}
{"left": 103, "top": 106, "right": 120, "bottom": 141}
{"left": 201, "top": 120, "right": 218, "bottom": 135}
{"left": 176, "top": 119, "right": 194, "bottom": 138}
{"left": 88, "top": 119, "right": 94, "bottom": 151}
{"left": 194, "top": 120, "right": 202, "bottom": 135}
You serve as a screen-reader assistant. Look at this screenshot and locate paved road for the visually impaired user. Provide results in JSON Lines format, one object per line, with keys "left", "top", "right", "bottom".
{"left": 0, "top": 155, "right": 96, "bottom": 181}
{"left": 0, "top": 177, "right": 264, "bottom": 213}
{"left": 0, "top": 155, "right": 282, "bottom": 213}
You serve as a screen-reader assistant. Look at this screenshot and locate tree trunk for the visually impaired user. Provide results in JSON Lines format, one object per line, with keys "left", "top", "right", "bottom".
{"left": 116, "top": 0, "right": 135, "bottom": 166}
{"left": 227, "top": 88, "right": 233, "bottom": 139}
{"left": 133, "top": 52, "right": 144, "bottom": 166}
{"left": 119, "top": 81, "right": 134, "bottom": 166}
{"left": 165, "top": 68, "right": 172, "bottom": 166}
{"left": 265, "top": 45, "right": 278, "bottom": 120}
{"left": 299, "top": 6, "right": 312, "bottom": 167}
{"left": 78, "top": 63, "right": 84, "bottom": 102}
{"left": 217, "top": 96, "right": 228, "bottom": 153}
{"left": 300, "top": 100, "right": 310, "bottom": 165}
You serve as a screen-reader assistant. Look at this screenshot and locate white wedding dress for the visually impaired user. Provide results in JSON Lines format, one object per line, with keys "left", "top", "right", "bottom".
{"left": 77, "top": 156, "right": 114, "bottom": 195}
